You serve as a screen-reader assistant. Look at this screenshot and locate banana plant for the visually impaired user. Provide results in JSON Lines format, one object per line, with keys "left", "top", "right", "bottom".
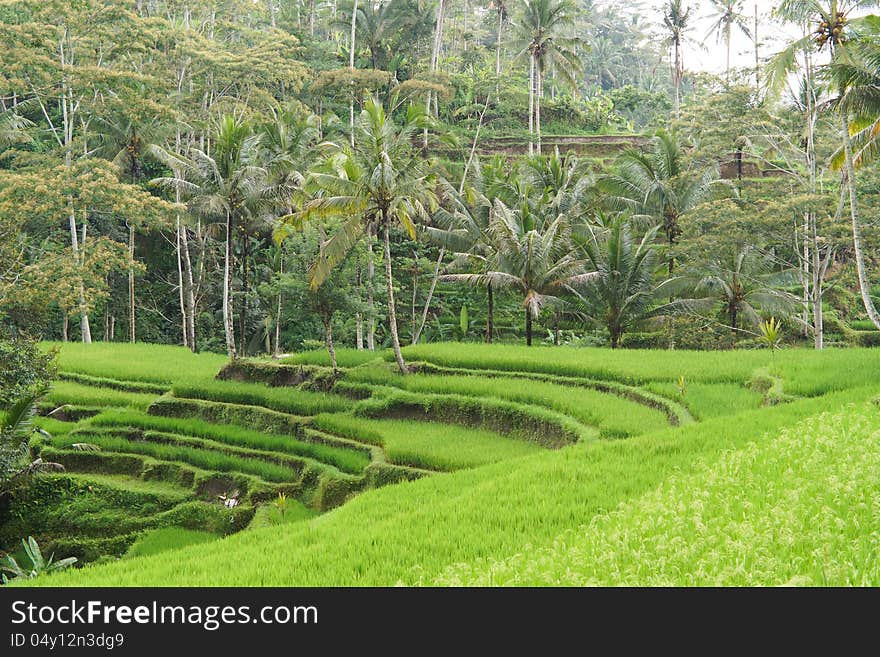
{"left": 0, "top": 536, "right": 77, "bottom": 583}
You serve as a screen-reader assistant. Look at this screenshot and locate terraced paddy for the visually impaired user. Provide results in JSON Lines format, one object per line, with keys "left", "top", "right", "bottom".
{"left": 9, "top": 342, "right": 880, "bottom": 586}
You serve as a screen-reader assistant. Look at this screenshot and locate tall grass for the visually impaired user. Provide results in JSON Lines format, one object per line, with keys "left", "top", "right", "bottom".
{"left": 125, "top": 528, "right": 219, "bottom": 559}
{"left": 45, "top": 342, "right": 227, "bottom": 384}
{"left": 313, "top": 414, "right": 542, "bottom": 470}
{"left": 172, "top": 380, "right": 350, "bottom": 416}
{"left": 282, "top": 349, "right": 383, "bottom": 368}
{"left": 87, "top": 409, "right": 369, "bottom": 474}
{"left": 347, "top": 367, "right": 668, "bottom": 437}
{"left": 643, "top": 382, "right": 763, "bottom": 420}
{"left": 46, "top": 381, "right": 158, "bottom": 412}
{"left": 434, "top": 404, "right": 880, "bottom": 585}
{"left": 36, "top": 385, "right": 878, "bottom": 586}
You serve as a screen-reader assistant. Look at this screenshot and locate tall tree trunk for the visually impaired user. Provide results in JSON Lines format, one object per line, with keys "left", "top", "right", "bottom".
{"left": 176, "top": 217, "right": 187, "bottom": 347}
{"left": 841, "top": 111, "right": 880, "bottom": 329}
{"left": 486, "top": 283, "right": 493, "bottom": 343}
{"left": 274, "top": 257, "right": 283, "bottom": 358}
{"left": 536, "top": 63, "right": 542, "bottom": 155}
{"left": 322, "top": 310, "right": 337, "bottom": 370}
{"left": 239, "top": 234, "right": 249, "bottom": 356}
{"left": 413, "top": 247, "right": 444, "bottom": 345}
{"left": 223, "top": 209, "right": 237, "bottom": 359}
{"left": 425, "top": 0, "right": 446, "bottom": 148}
{"left": 309, "top": 0, "right": 315, "bottom": 36}
{"left": 525, "top": 308, "right": 532, "bottom": 346}
{"left": 128, "top": 222, "right": 136, "bottom": 343}
{"left": 383, "top": 213, "right": 407, "bottom": 373}
{"left": 725, "top": 29, "right": 731, "bottom": 85}
{"left": 673, "top": 41, "right": 681, "bottom": 120}
{"left": 349, "top": 0, "right": 358, "bottom": 147}
{"left": 355, "top": 260, "right": 364, "bottom": 349}
{"left": 180, "top": 221, "right": 197, "bottom": 351}
{"left": 62, "top": 314, "right": 69, "bottom": 342}
{"left": 528, "top": 53, "right": 535, "bottom": 156}
{"left": 553, "top": 311, "right": 559, "bottom": 345}
{"left": 495, "top": 9, "right": 503, "bottom": 87}
{"left": 754, "top": 2, "right": 760, "bottom": 87}
{"left": 366, "top": 227, "right": 376, "bottom": 350}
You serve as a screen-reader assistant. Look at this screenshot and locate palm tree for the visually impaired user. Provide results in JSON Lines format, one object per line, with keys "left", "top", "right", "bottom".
{"left": 511, "top": 0, "right": 583, "bottom": 155}
{"left": 442, "top": 199, "right": 592, "bottom": 345}
{"left": 821, "top": 20, "right": 880, "bottom": 329}
{"left": 663, "top": 0, "right": 693, "bottom": 119}
{"left": 686, "top": 245, "right": 800, "bottom": 337}
{"left": 290, "top": 97, "right": 437, "bottom": 373}
{"left": 151, "top": 117, "right": 269, "bottom": 358}
{"left": 705, "top": 0, "right": 752, "bottom": 84}
{"left": 600, "top": 131, "right": 717, "bottom": 277}
{"left": 571, "top": 218, "right": 662, "bottom": 348}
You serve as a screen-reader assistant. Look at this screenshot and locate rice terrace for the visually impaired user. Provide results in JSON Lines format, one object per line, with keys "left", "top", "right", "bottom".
{"left": 3, "top": 0, "right": 880, "bottom": 595}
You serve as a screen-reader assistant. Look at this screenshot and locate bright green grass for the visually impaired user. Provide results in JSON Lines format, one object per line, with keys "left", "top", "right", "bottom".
{"left": 248, "top": 499, "right": 317, "bottom": 529}
{"left": 434, "top": 404, "right": 880, "bottom": 585}
{"left": 87, "top": 409, "right": 369, "bottom": 474}
{"left": 37, "top": 385, "right": 876, "bottom": 586}
{"left": 172, "top": 380, "right": 350, "bottom": 415}
{"left": 32, "top": 416, "right": 74, "bottom": 437}
{"left": 64, "top": 473, "right": 192, "bottom": 498}
{"left": 45, "top": 342, "right": 227, "bottom": 385}
{"left": 282, "top": 348, "right": 383, "bottom": 368}
{"left": 347, "top": 366, "right": 668, "bottom": 437}
{"left": 50, "top": 434, "right": 300, "bottom": 483}
{"left": 313, "top": 414, "right": 542, "bottom": 470}
{"left": 125, "top": 528, "right": 219, "bottom": 559}
{"left": 46, "top": 381, "right": 158, "bottom": 411}
{"left": 401, "top": 343, "right": 880, "bottom": 394}
{"left": 644, "top": 382, "right": 764, "bottom": 420}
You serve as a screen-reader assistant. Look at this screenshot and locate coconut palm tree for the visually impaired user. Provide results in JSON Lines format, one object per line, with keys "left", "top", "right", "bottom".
{"left": 289, "top": 97, "right": 437, "bottom": 373}
{"left": 511, "top": 0, "right": 583, "bottom": 155}
{"left": 770, "top": 1, "right": 880, "bottom": 328}
{"left": 600, "top": 131, "right": 717, "bottom": 277}
{"left": 686, "top": 245, "right": 800, "bottom": 336}
{"left": 705, "top": 0, "right": 752, "bottom": 84}
{"left": 571, "top": 218, "right": 664, "bottom": 348}
{"left": 151, "top": 117, "right": 269, "bottom": 358}
{"left": 663, "top": 0, "right": 693, "bottom": 119}
{"left": 442, "top": 199, "right": 592, "bottom": 345}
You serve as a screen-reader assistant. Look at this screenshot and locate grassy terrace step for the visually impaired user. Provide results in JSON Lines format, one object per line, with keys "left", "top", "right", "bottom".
{"left": 346, "top": 365, "right": 671, "bottom": 438}
{"left": 405, "top": 362, "right": 693, "bottom": 426}
{"left": 38, "top": 385, "right": 878, "bottom": 587}
{"left": 313, "top": 414, "right": 544, "bottom": 471}
{"left": 89, "top": 408, "right": 369, "bottom": 474}
{"left": 37, "top": 446, "right": 285, "bottom": 503}
{"left": 172, "top": 379, "right": 350, "bottom": 415}
{"left": 46, "top": 381, "right": 158, "bottom": 412}
{"left": 62, "top": 472, "right": 193, "bottom": 499}
{"left": 354, "top": 386, "right": 595, "bottom": 447}
{"left": 55, "top": 431, "right": 313, "bottom": 484}
{"left": 282, "top": 348, "right": 384, "bottom": 368}
{"left": 57, "top": 372, "right": 168, "bottom": 395}
{"left": 399, "top": 343, "right": 880, "bottom": 395}
{"left": 643, "top": 381, "right": 764, "bottom": 420}
{"left": 46, "top": 341, "right": 228, "bottom": 385}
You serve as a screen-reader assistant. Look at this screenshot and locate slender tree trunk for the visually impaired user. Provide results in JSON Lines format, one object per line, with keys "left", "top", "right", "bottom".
{"left": 425, "top": 0, "right": 445, "bottom": 148}
{"left": 525, "top": 308, "right": 532, "bottom": 346}
{"left": 841, "top": 111, "right": 880, "bottom": 329}
{"left": 673, "top": 41, "right": 681, "bottom": 120}
{"left": 528, "top": 53, "right": 535, "bottom": 156}
{"left": 802, "top": 213, "right": 811, "bottom": 337}
{"left": 536, "top": 64, "right": 542, "bottom": 155}
{"left": 239, "top": 234, "right": 249, "bottom": 356}
{"left": 180, "top": 222, "right": 197, "bottom": 351}
{"left": 62, "top": 314, "right": 68, "bottom": 342}
{"left": 413, "top": 247, "right": 444, "bottom": 344}
{"left": 223, "top": 209, "right": 237, "bottom": 358}
{"left": 349, "top": 0, "right": 358, "bottom": 148}
{"left": 754, "top": 2, "right": 760, "bottom": 87}
{"left": 355, "top": 260, "right": 364, "bottom": 349}
{"left": 322, "top": 310, "right": 337, "bottom": 370}
{"left": 128, "top": 222, "right": 136, "bottom": 343}
{"left": 274, "top": 257, "right": 283, "bottom": 358}
{"left": 366, "top": 227, "right": 376, "bottom": 350}
{"left": 176, "top": 217, "right": 187, "bottom": 347}
{"left": 383, "top": 213, "right": 407, "bottom": 373}
{"left": 495, "top": 9, "right": 503, "bottom": 91}
{"left": 553, "top": 312, "right": 560, "bottom": 345}
{"left": 486, "top": 283, "right": 493, "bottom": 343}
{"left": 309, "top": 0, "right": 315, "bottom": 36}
{"left": 726, "top": 30, "right": 731, "bottom": 85}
